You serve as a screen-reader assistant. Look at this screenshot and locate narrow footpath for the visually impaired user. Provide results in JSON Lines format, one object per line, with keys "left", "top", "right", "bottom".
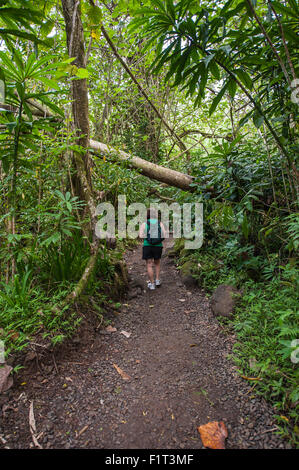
{"left": 0, "top": 239, "right": 288, "bottom": 449}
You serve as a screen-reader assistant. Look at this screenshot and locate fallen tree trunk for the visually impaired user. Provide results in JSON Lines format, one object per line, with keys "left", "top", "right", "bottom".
{"left": 89, "top": 139, "right": 195, "bottom": 191}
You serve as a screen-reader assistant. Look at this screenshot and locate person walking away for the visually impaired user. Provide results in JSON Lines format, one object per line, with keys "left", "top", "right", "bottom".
{"left": 139, "top": 209, "right": 166, "bottom": 290}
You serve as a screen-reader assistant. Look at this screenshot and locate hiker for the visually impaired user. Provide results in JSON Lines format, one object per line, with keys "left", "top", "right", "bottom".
{"left": 139, "top": 208, "right": 167, "bottom": 290}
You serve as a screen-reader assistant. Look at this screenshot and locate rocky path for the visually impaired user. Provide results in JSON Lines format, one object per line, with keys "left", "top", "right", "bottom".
{"left": 0, "top": 240, "right": 289, "bottom": 449}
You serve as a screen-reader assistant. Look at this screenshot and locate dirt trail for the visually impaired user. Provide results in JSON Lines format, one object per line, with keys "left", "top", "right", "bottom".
{"left": 0, "top": 240, "right": 288, "bottom": 449}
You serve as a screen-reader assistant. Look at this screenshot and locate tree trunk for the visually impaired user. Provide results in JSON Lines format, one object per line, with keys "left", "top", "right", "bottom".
{"left": 90, "top": 139, "right": 194, "bottom": 191}
{"left": 61, "top": 0, "right": 99, "bottom": 304}
{"left": 61, "top": 0, "right": 92, "bottom": 196}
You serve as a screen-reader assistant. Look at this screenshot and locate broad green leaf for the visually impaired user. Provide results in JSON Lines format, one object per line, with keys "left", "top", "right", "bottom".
{"left": 287, "top": 0, "right": 299, "bottom": 13}
{"left": 235, "top": 68, "right": 253, "bottom": 90}
{"left": 209, "top": 81, "right": 228, "bottom": 116}
{"left": 40, "top": 19, "right": 54, "bottom": 37}
{"left": 271, "top": 1, "right": 299, "bottom": 19}
{"left": 238, "top": 109, "right": 254, "bottom": 128}
{"left": 165, "top": 0, "right": 176, "bottom": 22}
{"left": 86, "top": 4, "right": 102, "bottom": 26}
{"left": 253, "top": 112, "right": 264, "bottom": 129}
{"left": 75, "top": 68, "right": 89, "bottom": 79}
{"left": 0, "top": 7, "right": 42, "bottom": 24}
{"left": 23, "top": 102, "right": 33, "bottom": 121}
{"left": 203, "top": 53, "right": 215, "bottom": 68}
{"left": 151, "top": 40, "right": 177, "bottom": 73}
{"left": 38, "top": 76, "right": 61, "bottom": 91}
{"left": 0, "top": 28, "right": 43, "bottom": 44}
{"left": 0, "top": 51, "right": 23, "bottom": 80}
{"left": 209, "top": 59, "right": 220, "bottom": 80}
{"left": 227, "top": 77, "right": 237, "bottom": 98}
{"left": 5, "top": 121, "right": 17, "bottom": 133}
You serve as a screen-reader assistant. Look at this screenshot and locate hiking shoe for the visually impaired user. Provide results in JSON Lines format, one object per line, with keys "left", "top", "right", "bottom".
{"left": 147, "top": 282, "right": 155, "bottom": 290}
{"left": 155, "top": 279, "right": 161, "bottom": 287}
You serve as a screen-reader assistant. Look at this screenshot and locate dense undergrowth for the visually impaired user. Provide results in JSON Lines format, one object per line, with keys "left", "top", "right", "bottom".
{"left": 0, "top": 228, "right": 135, "bottom": 368}
{"left": 172, "top": 229, "right": 299, "bottom": 446}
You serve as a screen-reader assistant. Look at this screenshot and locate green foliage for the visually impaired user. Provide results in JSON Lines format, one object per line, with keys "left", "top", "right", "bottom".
{"left": 0, "top": 0, "right": 48, "bottom": 47}
{"left": 93, "top": 156, "right": 148, "bottom": 206}
{"left": 38, "top": 190, "right": 83, "bottom": 247}
{"left": 174, "top": 215, "right": 298, "bottom": 444}
{"left": 232, "top": 268, "right": 299, "bottom": 445}
{"left": 130, "top": 0, "right": 298, "bottom": 163}
{"left": 285, "top": 214, "right": 299, "bottom": 253}
{"left": 0, "top": 273, "right": 79, "bottom": 358}
{"left": 39, "top": 231, "right": 90, "bottom": 283}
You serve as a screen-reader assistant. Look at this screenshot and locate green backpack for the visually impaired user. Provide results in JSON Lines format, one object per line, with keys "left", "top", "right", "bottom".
{"left": 146, "top": 219, "right": 164, "bottom": 245}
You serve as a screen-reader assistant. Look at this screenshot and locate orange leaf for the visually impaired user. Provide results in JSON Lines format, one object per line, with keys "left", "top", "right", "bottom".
{"left": 280, "top": 415, "right": 289, "bottom": 422}
{"left": 241, "top": 375, "right": 262, "bottom": 381}
{"left": 113, "top": 363, "right": 131, "bottom": 381}
{"left": 197, "top": 421, "right": 228, "bottom": 449}
{"left": 8, "top": 330, "right": 19, "bottom": 341}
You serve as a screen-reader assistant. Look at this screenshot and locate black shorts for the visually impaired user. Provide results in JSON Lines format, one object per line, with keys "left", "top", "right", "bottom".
{"left": 142, "top": 245, "right": 163, "bottom": 260}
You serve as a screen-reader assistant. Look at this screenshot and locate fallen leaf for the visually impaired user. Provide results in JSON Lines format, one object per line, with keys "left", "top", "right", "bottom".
{"left": 113, "top": 363, "right": 131, "bottom": 381}
{"left": 77, "top": 425, "right": 89, "bottom": 437}
{"left": 29, "top": 402, "right": 37, "bottom": 435}
{"left": 241, "top": 375, "right": 262, "bottom": 381}
{"left": 8, "top": 330, "right": 19, "bottom": 341}
{"left": 120, "top": 330, "right": 131, "bottom": 338}
{"left": 280, "top": 415, "right": 289, "bottom": 422}
{"left": 197, "top": 421, "right": 228, "bottom": 449}
{"left": 29, "top": 401, "right": 42, "bottom": 449}
{"left": 106, "top": 326, "right": 117, "bottom": 333}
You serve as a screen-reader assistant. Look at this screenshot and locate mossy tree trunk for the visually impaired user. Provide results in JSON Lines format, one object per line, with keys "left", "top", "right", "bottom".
{"left": 61, "top": 0, "right": 99, "bottom": 303}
